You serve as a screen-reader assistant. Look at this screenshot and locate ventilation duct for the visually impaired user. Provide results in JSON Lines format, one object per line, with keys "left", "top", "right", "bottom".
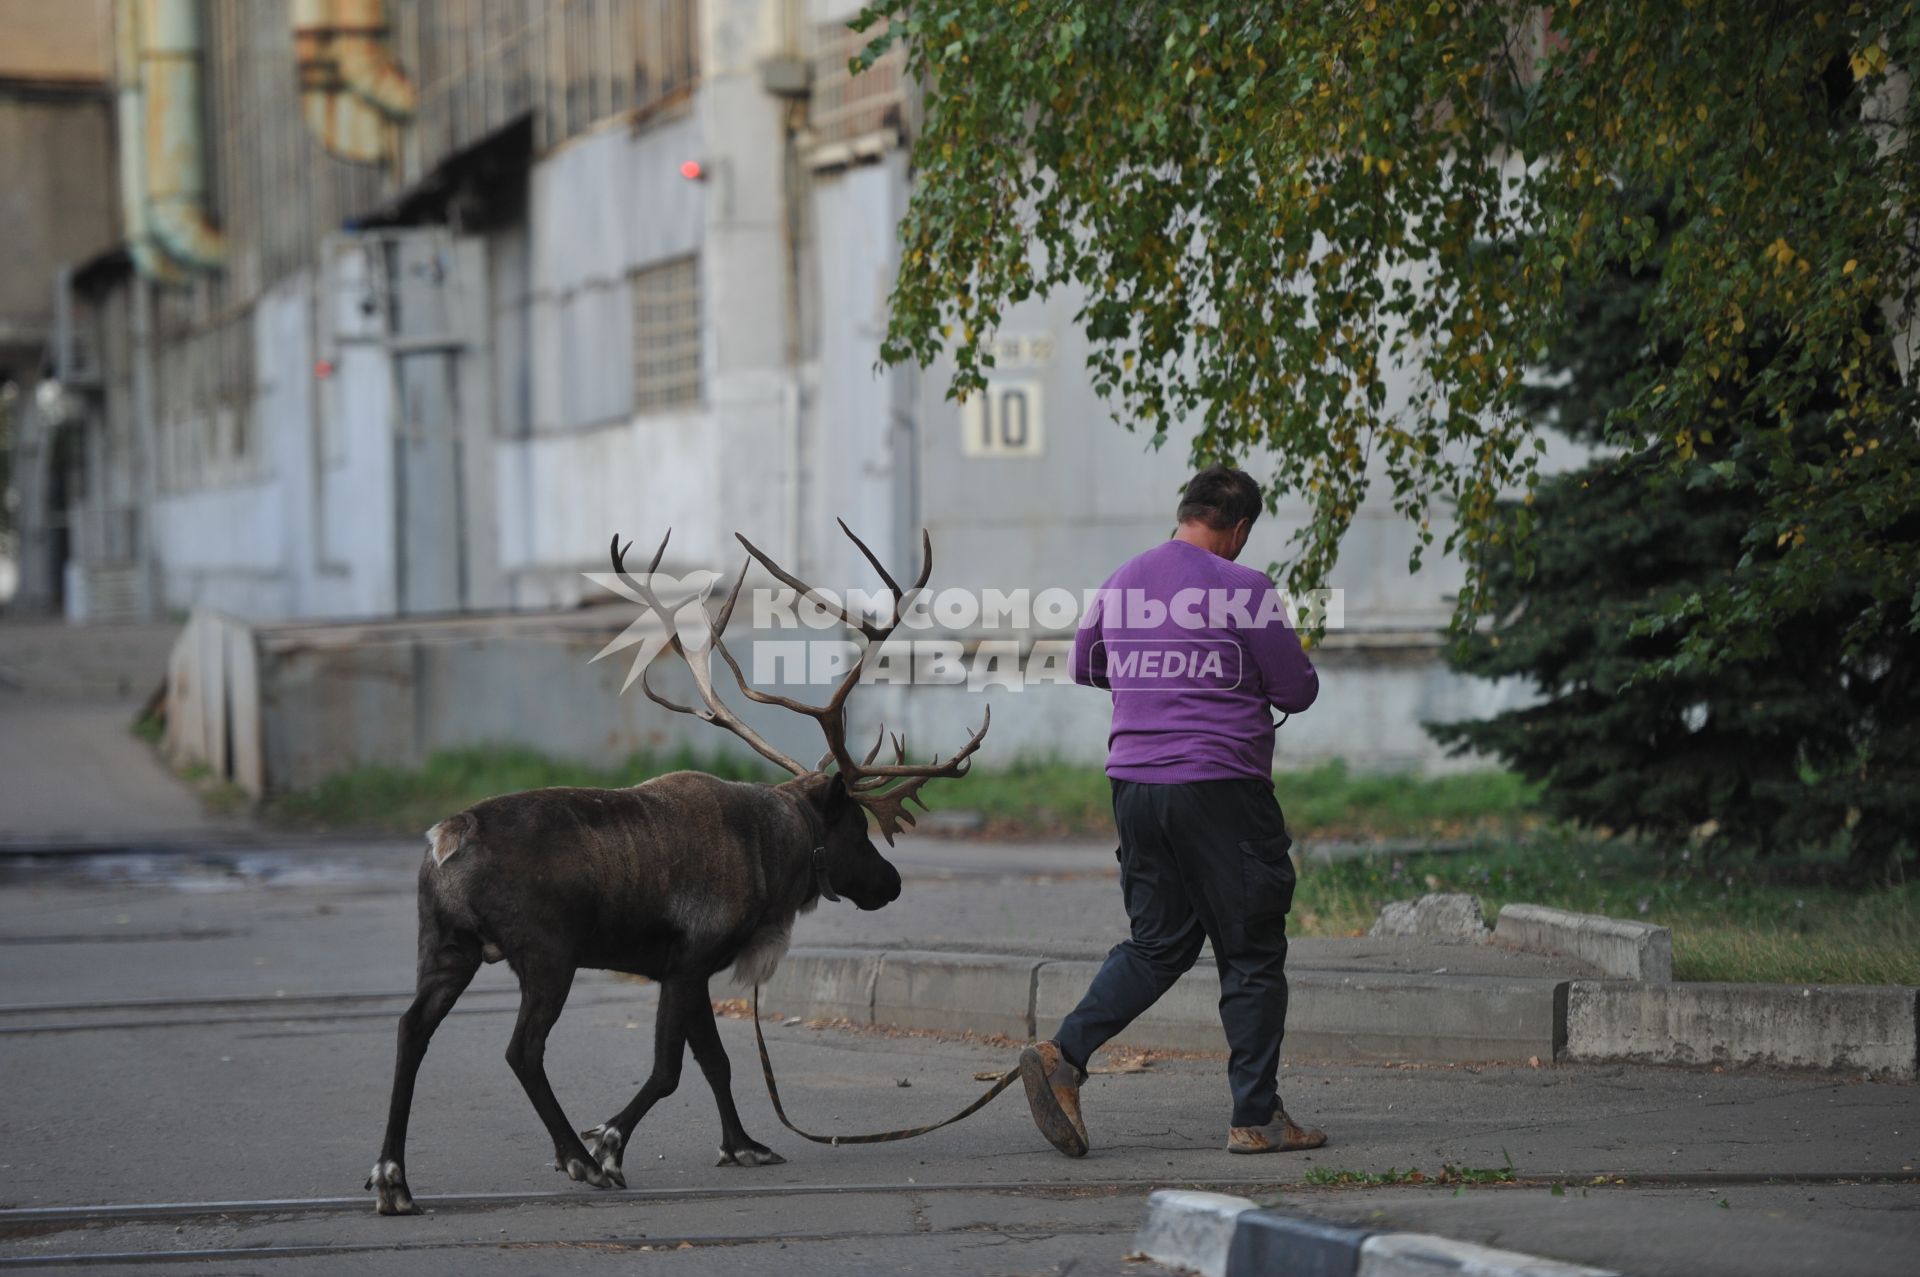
{"left": 294, "top": 0, "right": 415, "bottom": 164}
{"left": 113, "top": 0, "right": 186, "bottom": 282}
{"left": 333, "top": 0, "right": 417, "bottom": 118}
{"left": 138, "top": 0, "right": 228, "bottom": 270}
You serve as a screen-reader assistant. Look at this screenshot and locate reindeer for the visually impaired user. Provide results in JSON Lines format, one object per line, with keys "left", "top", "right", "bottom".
{"left": 366, "top": 524, "right": 989, "bottom": 1215}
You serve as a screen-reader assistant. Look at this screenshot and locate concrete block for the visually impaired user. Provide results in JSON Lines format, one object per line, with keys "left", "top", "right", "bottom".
{"left": 1131, "top": 1190, "right": 1258, "bottom": 1277}
{"left": 1033, "top": 960, "right": 1230, "bottom": 1052}
{"left": 1289, "top": 972, "right": 1565, "bottom": 1063}
{"left": 1032, "top": 960, "right": 1105, "bottom": 1037}
{"left": 1033, "top": 960, "right": 1564, "bottom": 1063}
{"left": 1227, "top": 1209, "right": 1376, "bottom": 1277}
{"left": 1496, "top": 904, "right": 1672, "bottom": 983}
{"left": 873, "top": 951, "right": 1039, "bottom": 1039}
{"left": 753, "top": 948, "right": 881, "bottom": 1025}
{"left": 1132, "top": 1200, "right": 1615, "bottom": 1277}
{"left": 1359, "top": 1232, "right": 1618, "bottom": 1276}
{"left": 1565, "top": 981, "right": 1918, "bottom": 1078}
{"left": 1370, "top": 893, "right": 1490, "bottom": 943}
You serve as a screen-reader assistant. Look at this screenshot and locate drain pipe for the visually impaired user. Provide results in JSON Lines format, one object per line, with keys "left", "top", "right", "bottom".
{"left": 113, "top": 1, "right": 184, "bottom": 283}
{"left": 139, "top": 0, "right": 228, "bottom": 271}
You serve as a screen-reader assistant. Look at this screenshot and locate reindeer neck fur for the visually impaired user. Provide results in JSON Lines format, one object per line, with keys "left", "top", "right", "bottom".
{"left": 723, "top": 777, "right": 837, "bottom": 987}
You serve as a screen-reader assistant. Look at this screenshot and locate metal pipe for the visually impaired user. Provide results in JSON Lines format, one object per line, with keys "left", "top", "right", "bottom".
{"left": 52, "top": 265, "right": 74, "bottom": 383}
{"left": 131, "top": 275, "right": 163, "bottom": 618}
{"left": 331, "top": 0, "right": 417, "bottom": 119}
{"left": 293, "top": 0, "right": 397, "bottom": 164}
{"left": 138, "top": 0, "right": 228, "bottom": 270}
{"left": 113, "top": 1, "right": 185, "bottom": 283}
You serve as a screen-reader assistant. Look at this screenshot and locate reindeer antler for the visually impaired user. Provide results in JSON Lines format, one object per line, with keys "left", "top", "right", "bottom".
{"left": 836, "top": 708, "right": 992, "bottom": 843}
{"left": 730, "top": 522, "right": 989, "bottom": 842}
{"left": 608, "top": 532, "right": 809, "bottom": 778}
{"left": 610, "top": 525, "right": 991, "bottom": 843}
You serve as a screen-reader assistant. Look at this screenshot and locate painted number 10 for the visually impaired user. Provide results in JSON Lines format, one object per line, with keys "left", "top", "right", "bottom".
{"left": 960, "top": 380, "right": 1046, "bottom": 457}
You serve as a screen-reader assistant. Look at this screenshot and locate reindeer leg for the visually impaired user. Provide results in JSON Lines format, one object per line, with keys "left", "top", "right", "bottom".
{"left": 503, "top": 959, "right": 608, "bottom": 1189}
{"left": 685, "top": 987, "right": 785, "bottom": 1167}
{"left": 368, "top": 926, "right": 482, "bottom": 1215}
{"left": 580, "top": 976, "right": 695, "bottom": 1184}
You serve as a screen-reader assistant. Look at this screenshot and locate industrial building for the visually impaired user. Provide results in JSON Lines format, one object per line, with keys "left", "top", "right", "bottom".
{"left": 4, "top": 1, "right": 1534, "bottom": 788}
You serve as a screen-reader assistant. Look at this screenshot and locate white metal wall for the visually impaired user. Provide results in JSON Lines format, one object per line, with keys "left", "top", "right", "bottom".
{"left": 106, "top": 0, "right": 1559, "bottom": 773}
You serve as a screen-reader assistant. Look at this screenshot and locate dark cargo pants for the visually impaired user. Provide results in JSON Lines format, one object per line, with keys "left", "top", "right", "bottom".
{"left": 1054, "top": 777, "right": 1297, "bottom": 1128}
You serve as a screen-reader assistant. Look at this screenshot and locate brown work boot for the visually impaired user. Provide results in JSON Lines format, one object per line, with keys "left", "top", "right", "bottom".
{"left": 1226, "top": 1107, "right": 1327, "bottom": 1154}
{"left": 1018, "top": 1040, "right": 1089, "bottom": 1158}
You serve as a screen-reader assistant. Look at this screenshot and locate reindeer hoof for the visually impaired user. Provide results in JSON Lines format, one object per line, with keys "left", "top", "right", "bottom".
{"left": 579, "top": 1123, "right": 628, "bottom": 1187}
{"left": 563, "top": 1156, "right": 616, "bottom": 1189}
{"left": 366, "top": 1160, "right": 420, "bottom": 1216}
{"left": 717, "top": 1145, "right": 786, "bottom": 1168}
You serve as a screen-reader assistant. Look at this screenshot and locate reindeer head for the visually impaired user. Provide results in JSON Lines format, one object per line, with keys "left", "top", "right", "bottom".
{"left": 779, "top": 770, "right": 900, "bottom": 910}
{"left": 608, "top": 523, "right": 991, "bottom": 893}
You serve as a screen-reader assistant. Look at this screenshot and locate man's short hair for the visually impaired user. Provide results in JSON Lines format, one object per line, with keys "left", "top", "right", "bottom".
{"left": 1177, "top": 465, "right": 1263, "bottom": 530}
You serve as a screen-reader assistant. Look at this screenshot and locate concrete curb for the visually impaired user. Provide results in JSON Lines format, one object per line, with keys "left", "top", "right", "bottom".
{"left": 754, "top": 948, "right": 882, "bottom": 1024}
{"left": 1369, "top": 892, "right": 1491, "bottom": 943}
{"left": 758, "top": 947, "right": 1565, "bottom": 1064}
{"left": 873, "top": 950, "right": 1037, "bottom": 1040}
{"left": 1496, "top": 904, "right": 1673, "bottom": 983}
{"left": 1228, "top": 1205, "right": 1379, "bottom": 1277}
{"left": 1132, "top": 1193, "right": 1622, "bottom": 1277}
{"left": 1133, "top": 1190, "right": 1257, "bottom": 1277}
{"left": 1565, "top": 980, "right": 1919, "bottom": 1078}
{"left": 1356, "top": 1232, "right": 1620, "bottom": 1276}
{"left": 757, "top": 947, "right": 1917, "bottom": 1078}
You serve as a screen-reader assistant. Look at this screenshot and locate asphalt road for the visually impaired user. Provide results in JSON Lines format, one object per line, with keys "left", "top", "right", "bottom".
{"left": 0, "top": 846, "right": 1916, "bottom": 1275}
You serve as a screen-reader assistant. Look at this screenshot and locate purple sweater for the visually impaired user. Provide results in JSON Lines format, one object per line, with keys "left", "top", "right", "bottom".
{"left": 1070, "top": 539, "right": 1319, "bottom": 783}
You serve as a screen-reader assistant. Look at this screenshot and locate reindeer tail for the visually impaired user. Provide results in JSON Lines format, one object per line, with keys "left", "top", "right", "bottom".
{"left": 424, "top": 813, "right": 478, "bottom": 866}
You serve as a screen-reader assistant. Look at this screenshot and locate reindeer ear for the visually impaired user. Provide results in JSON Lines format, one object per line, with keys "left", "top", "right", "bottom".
{"left": 797, "top": 770, "right": 852, "bottom": 817}
{"left": 824, "top": 772, "right": 854, "bottom": 817}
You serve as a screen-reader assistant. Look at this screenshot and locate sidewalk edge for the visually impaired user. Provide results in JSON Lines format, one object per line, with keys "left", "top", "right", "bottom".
{"left": 1133, "top": 1196, "right": 1625, "bottom": 1277}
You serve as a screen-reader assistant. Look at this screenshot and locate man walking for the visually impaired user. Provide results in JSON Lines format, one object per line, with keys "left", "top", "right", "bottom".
{"left": 1019, "top": 465, "right": 1327, "bottom": 1157}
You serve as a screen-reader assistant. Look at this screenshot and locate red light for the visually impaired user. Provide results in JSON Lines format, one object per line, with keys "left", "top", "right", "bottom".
{"left": 314, "top": 359, "right": 335, "bottom": 379}
{"left": 679, "top": 159, "right": 705, "bottom": 181}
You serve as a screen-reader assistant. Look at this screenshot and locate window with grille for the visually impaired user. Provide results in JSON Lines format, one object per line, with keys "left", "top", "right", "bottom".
{"left": 809, "top": 16, "right": 908, "bottom": 162}
{"left": 631, "top": 256, "right": 701, "bottom": 414}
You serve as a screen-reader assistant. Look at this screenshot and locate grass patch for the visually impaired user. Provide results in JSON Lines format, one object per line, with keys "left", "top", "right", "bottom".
{"left": 1303, "top": 1166, "right": 1428, "bottom": 1187}
{"left": 915, "top": 760, "right": 1112, "bottom": 837}
{"left": 917, "top": 758, "right": 1542, "bottom": 843}
{"left": 267, "top": 752, "right": 1539, "bottom": 844}
{"left": 1299, "top": 1153, "right": 1516, "bottom": 1189}
{"left": 1278, "top": 762, "right": 1540, "bottom": 842}
{"left": 1442, "top": 1153, "right": 1519, "bottom": 1185}
{"left": 261, "top": 745, "right": 773, "bottom": 834}
{"left": 130, "top": 711, "right": 164, "bottom": 745}
{"left": 1291, "top": 833, "right": 1920, "bottom": 985}
{"left": 176, "top": 761, "right": 251, "bottom": 817}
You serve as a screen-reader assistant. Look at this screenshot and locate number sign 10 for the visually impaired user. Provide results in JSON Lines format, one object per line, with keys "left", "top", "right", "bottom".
{"left": 959, "top": 380, "right": 1045, "bottom": 457}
